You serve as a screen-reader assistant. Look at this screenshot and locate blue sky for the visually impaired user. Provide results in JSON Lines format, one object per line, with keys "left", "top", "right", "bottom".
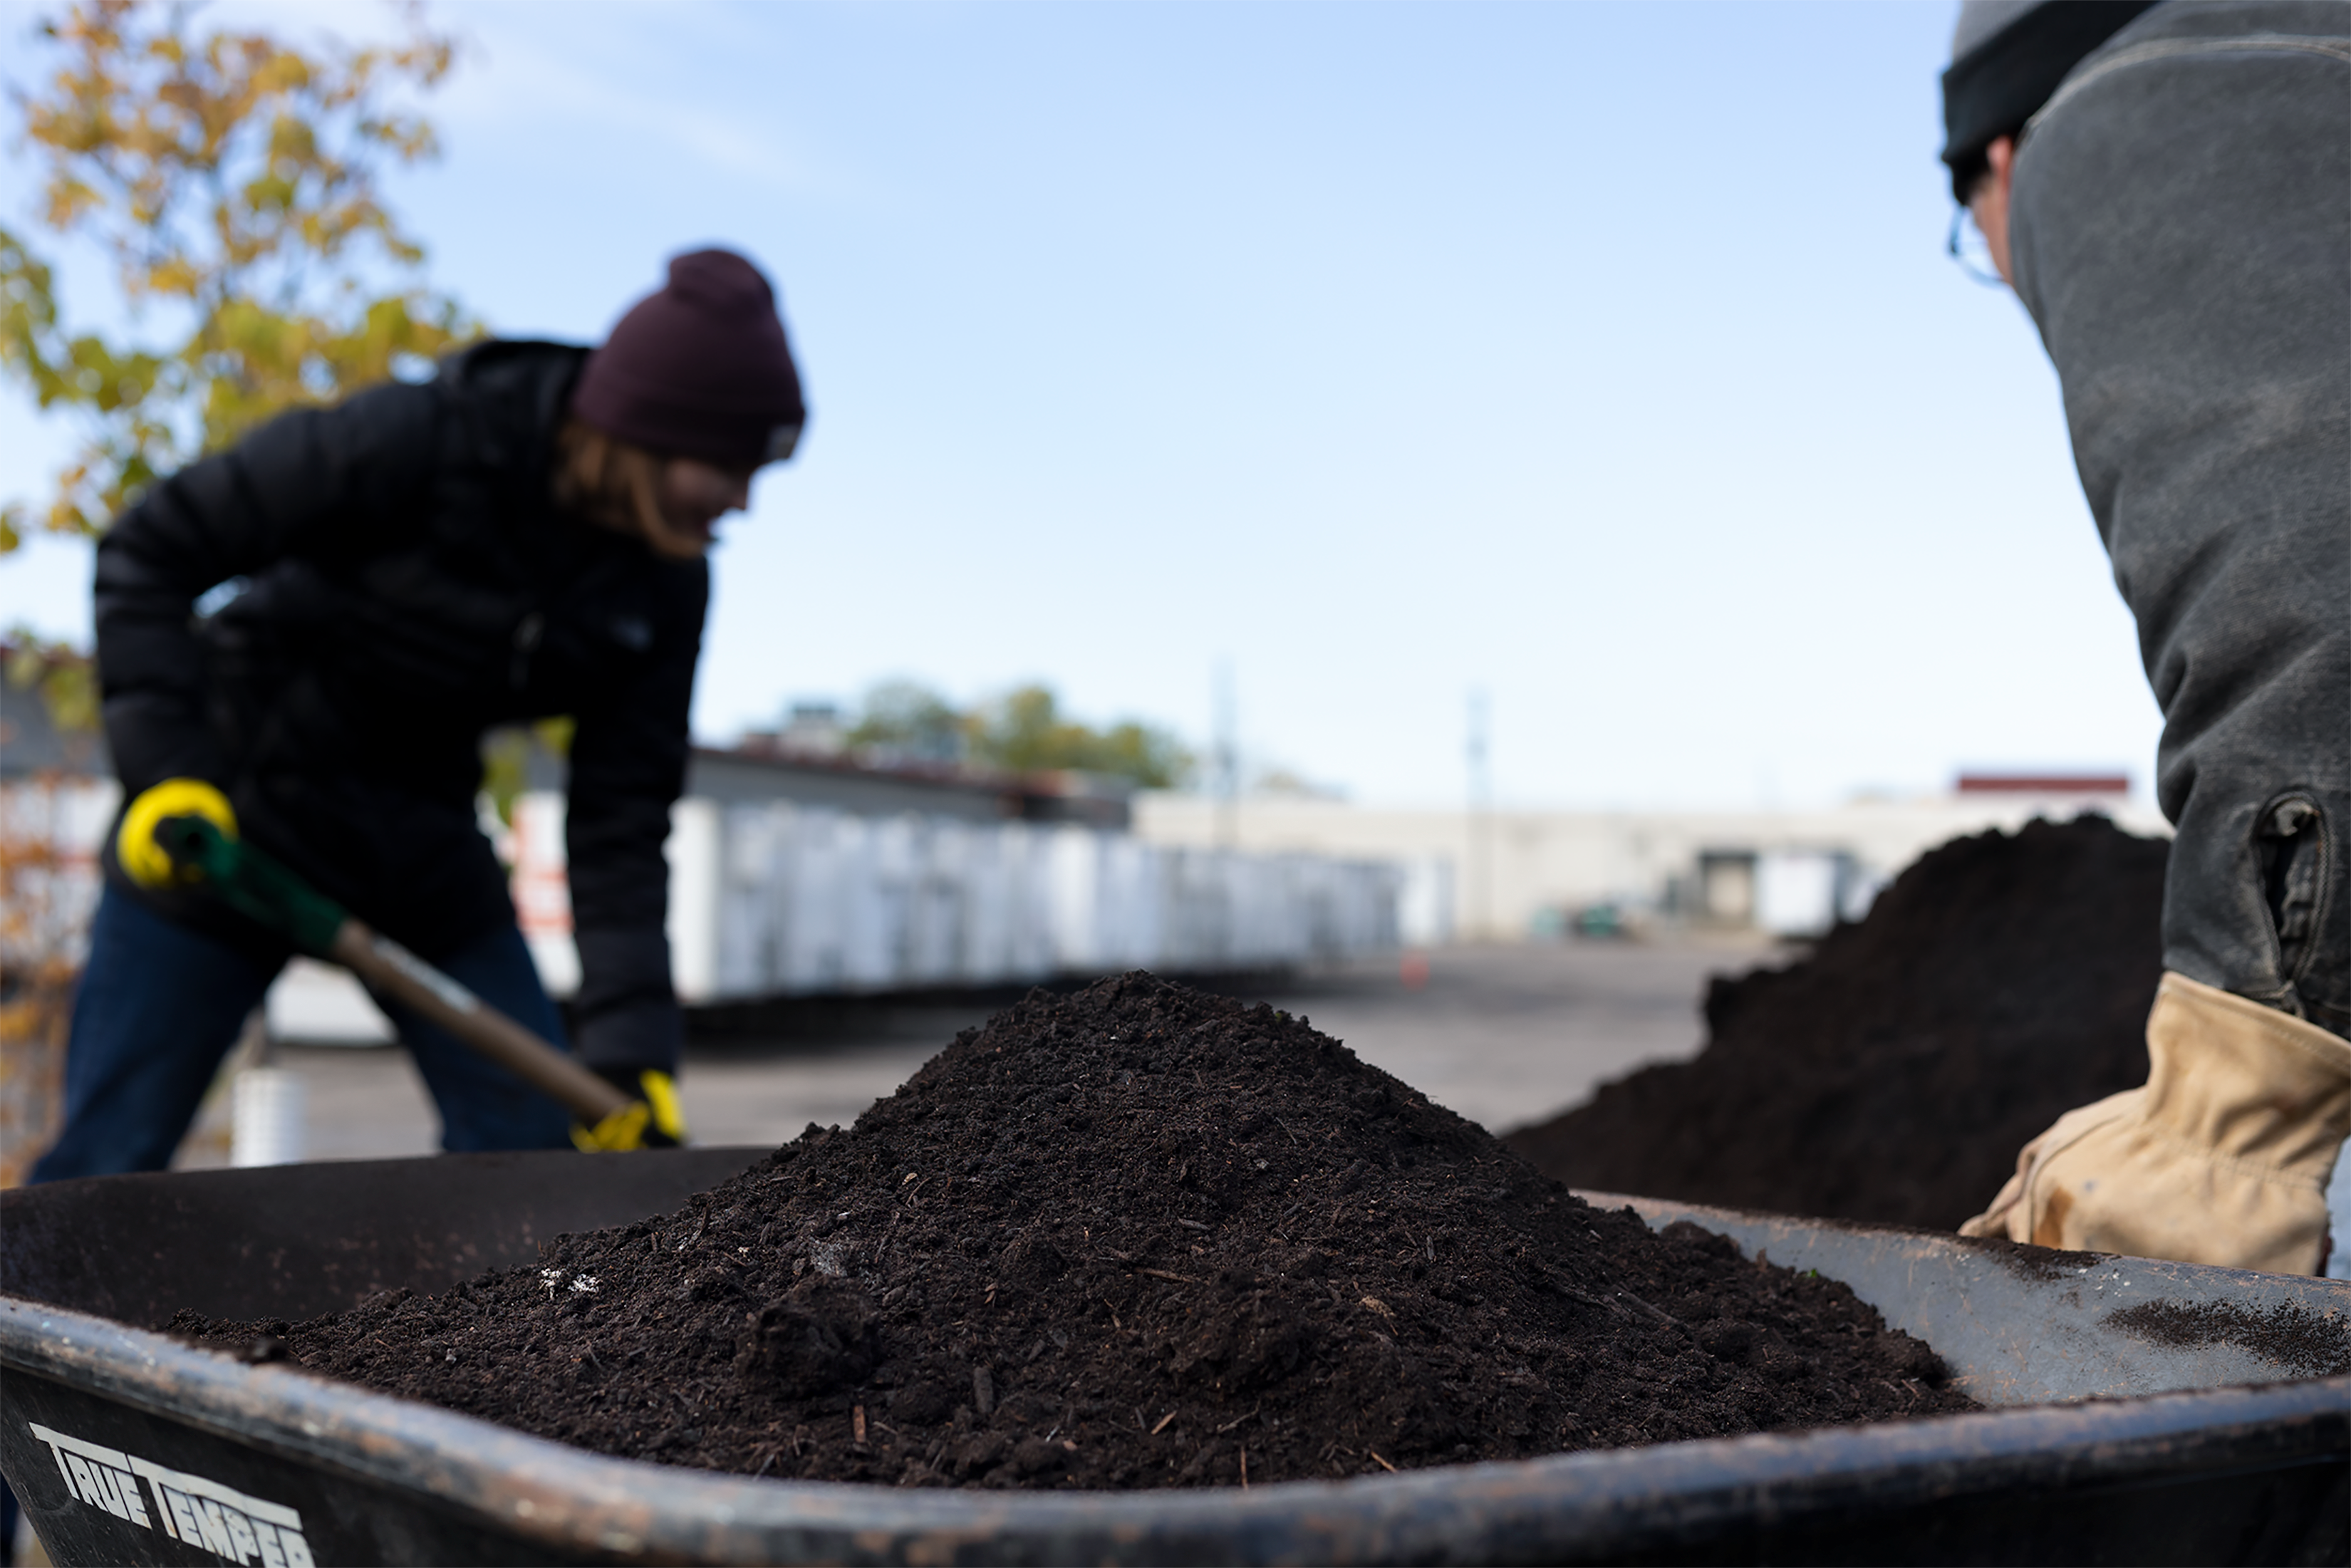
{"left": 0, "top": 0, "right": 2162, "bottom": 809}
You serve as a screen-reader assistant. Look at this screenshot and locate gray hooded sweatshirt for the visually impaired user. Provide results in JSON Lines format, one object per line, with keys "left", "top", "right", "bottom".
{"left": 1958, "top": 1, "right": 2349, "bottom": 1035}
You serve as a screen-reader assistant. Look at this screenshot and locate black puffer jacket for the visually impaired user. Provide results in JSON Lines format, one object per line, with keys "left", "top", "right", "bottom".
{"left": 95, "top": 341, "right": 703, "bottom": 1071}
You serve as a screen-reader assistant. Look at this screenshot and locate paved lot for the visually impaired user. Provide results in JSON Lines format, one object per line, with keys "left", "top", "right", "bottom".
{"left": 1260, "top": 935, "right": 1777, "bottom": 1137}
{"left": 172, "top": 934, "right": 1784, "bottom": 1168}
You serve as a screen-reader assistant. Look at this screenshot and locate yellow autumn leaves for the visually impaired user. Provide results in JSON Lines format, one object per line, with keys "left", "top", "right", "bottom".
{"left": 0, "top": 0, "right": 477, "bottom": 549}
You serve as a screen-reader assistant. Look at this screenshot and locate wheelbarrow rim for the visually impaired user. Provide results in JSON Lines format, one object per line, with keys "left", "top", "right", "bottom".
{"left": 6, "top": 1292, "right": 2345, "bottom": 1566}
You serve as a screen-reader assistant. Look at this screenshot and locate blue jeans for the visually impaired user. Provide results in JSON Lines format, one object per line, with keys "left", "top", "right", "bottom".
{"left": 28, "top": 886, "right": 576, "bottom": 1183}
{"left": 7, "top": 892, "right": 578, "bottom": 1560}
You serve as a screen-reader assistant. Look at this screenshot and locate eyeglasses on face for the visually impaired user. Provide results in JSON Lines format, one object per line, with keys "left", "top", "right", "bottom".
{"left": 1946, "top": 206, "right": 2006, "bottom": 287}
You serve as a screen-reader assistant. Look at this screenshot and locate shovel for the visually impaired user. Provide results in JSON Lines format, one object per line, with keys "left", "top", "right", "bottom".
{"left": 156, "top": 815, "right": 641, "bottom": 1136}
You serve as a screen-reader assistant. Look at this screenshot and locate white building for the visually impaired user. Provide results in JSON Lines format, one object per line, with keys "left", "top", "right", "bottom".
{"left": 1134, "top": 780, "right": 2169, "bottom": 943}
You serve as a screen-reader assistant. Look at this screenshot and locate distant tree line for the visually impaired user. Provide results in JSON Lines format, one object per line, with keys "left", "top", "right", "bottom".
{"left": 845, "top": 680, "right": 1192, "bottom": 791}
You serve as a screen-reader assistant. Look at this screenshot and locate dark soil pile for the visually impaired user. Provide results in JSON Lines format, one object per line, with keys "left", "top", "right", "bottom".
{"left": 180, "top": 976, "right": 1970, "bottom": 1488}
{"left": 1506, "top": 816, "right": 2167, "bottom": 1230}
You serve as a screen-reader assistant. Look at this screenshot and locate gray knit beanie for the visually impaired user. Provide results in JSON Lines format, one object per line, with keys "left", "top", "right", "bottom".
{"left": 1939, "top": 0, "right": 2161, "bottom": 199}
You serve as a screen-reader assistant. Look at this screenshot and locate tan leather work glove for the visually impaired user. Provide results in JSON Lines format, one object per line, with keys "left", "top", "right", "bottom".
{"left": 1960, "top": 972, "right": 2351, "bottom": 1274}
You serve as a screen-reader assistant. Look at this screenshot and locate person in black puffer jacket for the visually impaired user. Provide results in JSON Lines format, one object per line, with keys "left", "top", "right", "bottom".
{"left": 31, "top": 247, "right": 806, "bottom": 1178}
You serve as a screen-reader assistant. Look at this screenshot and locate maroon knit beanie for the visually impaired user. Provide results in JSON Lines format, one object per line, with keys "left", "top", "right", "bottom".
{"left": 569, "top": 249, "right": 806, "bottom": 468}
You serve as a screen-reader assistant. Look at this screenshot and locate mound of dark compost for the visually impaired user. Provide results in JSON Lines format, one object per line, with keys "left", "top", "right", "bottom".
{"left": 179, "top": 976, "right": 1970, "bottom": 1488}
{"left": 1506, "top": 816, "right": 2167, "bottom": 1230}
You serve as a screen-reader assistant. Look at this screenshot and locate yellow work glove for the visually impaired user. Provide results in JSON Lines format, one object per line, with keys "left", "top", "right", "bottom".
{"left": 1960, "top": 972, "right": 2351, "bottom": 1274}
{"left": 118, "top": 778, "right": 238, "bottom": 888}
{"left": 571, "top": 1068, "right": 689, "bottom": 1151}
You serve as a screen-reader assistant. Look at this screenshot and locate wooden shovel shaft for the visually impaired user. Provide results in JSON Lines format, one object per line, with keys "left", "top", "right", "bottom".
{"left": 327, "top": 920, "right": 635, "bottom": 1125}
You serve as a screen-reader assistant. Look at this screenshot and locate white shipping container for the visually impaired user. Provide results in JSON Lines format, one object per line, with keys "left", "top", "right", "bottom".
{"left": 665, "top": 799, "right": 725, "bottom": 1004}
{"left": 507, "top": 790, "right": 1401, "bottom": 1004}
{"left": 780, "top": 806, "right": 853, "bottom": 992}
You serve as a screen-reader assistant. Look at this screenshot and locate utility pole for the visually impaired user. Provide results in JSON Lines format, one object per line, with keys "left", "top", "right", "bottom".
{"left": 1466, "top": 687, "right": 1492, "bottom": 941}
{"left": 1213, "top": 660, "right": 1239, "bottom": 849}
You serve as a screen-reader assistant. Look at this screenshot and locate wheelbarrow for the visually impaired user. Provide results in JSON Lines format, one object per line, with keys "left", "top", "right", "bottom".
{"left": 3, "top": 1148, "right": 2345, "bottom": 1565}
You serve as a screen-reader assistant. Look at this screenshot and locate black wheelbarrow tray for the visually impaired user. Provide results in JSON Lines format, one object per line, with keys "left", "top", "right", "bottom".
{"left": 2, "top": 1148, "right": 2345, "bottom": 1566}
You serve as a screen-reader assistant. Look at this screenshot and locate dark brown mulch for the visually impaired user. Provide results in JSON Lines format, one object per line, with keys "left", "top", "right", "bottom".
{"left": 1505, "top": 816, "right": 2168, "bottom": 1231}
{"left": 177, "top": 975, "right": 1971, "bottom": 1488}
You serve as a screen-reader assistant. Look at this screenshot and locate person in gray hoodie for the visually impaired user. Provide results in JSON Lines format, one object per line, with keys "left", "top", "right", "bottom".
{"left": 1938, "top": 1, "right": 2349, "bottom": 1273}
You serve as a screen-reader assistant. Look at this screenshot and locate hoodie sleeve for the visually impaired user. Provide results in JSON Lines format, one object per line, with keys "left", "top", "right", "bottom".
{"left": 94, "top": 382, "right": 440, "bottom": 798}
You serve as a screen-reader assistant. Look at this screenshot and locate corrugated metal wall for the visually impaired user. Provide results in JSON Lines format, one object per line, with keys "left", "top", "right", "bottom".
{"left": 514, "top": 792, "right": 1401, "bottom": 1002}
